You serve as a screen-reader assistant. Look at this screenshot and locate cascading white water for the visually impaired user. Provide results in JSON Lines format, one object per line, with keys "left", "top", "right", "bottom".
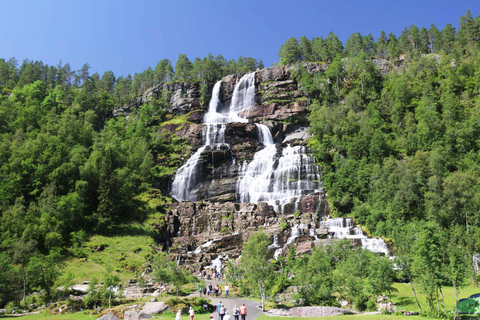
{"left": 361, "top": 239, "right": 389, "bottom": 256}
{"left": 320, "top": 217, "right": 389, "bottom": 255}
{"left": 172, "top": 74, "right": 256, "bottom": 202}
{"left": 237, "top": 129, "right": 322, "bottom": 213}
{"left": 230, "top": 72, "right": 256, "bottom": 116}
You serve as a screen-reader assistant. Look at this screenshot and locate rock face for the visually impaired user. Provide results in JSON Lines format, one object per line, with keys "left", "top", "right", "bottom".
{"left": 114, "top": 82, "right": 205, "bottom": 117}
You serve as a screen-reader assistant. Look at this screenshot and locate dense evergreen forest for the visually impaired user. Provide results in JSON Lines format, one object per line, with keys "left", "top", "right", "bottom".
{"left": 1, "top": 9, "right": 480, "bottom": 316}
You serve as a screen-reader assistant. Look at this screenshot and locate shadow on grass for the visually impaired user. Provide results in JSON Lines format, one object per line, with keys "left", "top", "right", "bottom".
{"left": 110, "top": 223, "right": 157, "bottom": 238}
{"left": 393, "top": 296, "right": 415, "bottom": 306}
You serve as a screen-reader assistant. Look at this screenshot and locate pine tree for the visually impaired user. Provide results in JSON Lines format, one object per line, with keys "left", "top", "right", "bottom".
{"left": 174, "top": 54, "right": 193, "bottom": 81}
{"left": 278, "top": 37, "right": 300, "bottom": 65}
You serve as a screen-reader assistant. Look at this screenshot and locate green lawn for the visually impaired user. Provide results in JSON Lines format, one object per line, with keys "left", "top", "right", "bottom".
{"left": 257, "top": 315, "right": 437, "bottom": 320}
{"left": 390, "top": 282, "right": 480, "bottom": 313}
{"left": 63, "top": 223, "right": 157, "bottom": 283}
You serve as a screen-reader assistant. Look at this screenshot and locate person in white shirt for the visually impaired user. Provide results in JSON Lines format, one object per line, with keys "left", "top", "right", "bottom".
{"left": 224, "top": 311, "right": 231, "bottom": 320}
{"left": 224, "top": 283, "right": 229, "bottom": 298}
{"left": 189, "top": 307, "right": 195, "bottom": 320}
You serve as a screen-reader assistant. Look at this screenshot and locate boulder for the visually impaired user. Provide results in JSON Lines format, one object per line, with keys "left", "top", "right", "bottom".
{"left": 124, "top": 311, "right": 153, "bottom": 320}
{"left": 140, "top": 302, "right": 167, "bottom": 315}
{"left": 98, "top": 314, "right": 120, "bottom": 320}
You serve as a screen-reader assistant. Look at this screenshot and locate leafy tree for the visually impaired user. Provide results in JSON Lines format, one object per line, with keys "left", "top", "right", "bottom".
{"left": 240, "top": 231, "right": 274, "bottom": 311}
{"left": 26, "top": 250, "right": 63, "bottom": 302}
{"left": 152, "top": 253, "right": 193, "bottom": 296}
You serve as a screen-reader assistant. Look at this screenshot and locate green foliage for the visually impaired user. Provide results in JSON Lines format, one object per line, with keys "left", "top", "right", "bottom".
{"left": 239, "top": 231, "right": 275, "bottom": 309}
{"left": 152, "top": 253, "right": 195, "bottom": 296}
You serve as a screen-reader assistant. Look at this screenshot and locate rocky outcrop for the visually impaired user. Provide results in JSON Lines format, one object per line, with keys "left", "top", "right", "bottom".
{"left": 267, "top": 307, "right": 357, "bottom": 317}
{"left": 114, "top": 81, "right": 206, "bottom": 117}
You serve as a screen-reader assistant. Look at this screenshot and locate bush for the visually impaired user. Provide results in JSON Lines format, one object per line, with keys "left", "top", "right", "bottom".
{"left": 165, "top": 297, "right": 214, "bottom": 314}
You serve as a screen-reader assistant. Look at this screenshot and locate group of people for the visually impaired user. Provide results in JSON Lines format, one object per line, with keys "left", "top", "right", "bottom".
{"left": 175, "top": 302, "right": 247, "bottom": 320}
{"left": 176, "top": 307, "right": 196, "bottom": 320}
{"left": 199, "top": 283, "right": 230, "bottom": 298}
{"left": 216, "top": 302, "right": 247, "bottom": 320}
{"left": 199, "top": 269, "right": 222, "bottom": 281}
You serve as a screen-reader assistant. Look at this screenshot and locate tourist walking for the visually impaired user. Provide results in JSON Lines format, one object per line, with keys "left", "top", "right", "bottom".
{"left": 224, "top": 283, "right": 229, "bottom": 298}
{"left": 217, "top": 301, "right": 222, "bottom": 320}
{"left": 219, "top": 304, "right": 226, "bottom": 320}
{"left": 239, "top": 304, "right": 247, "bottom": 320}
{"left": 189, "top": 307, "right": 195, "bottom": 320}
{"left": 176, "top": 310, "right": 182, "bottom": 320}
{"left": 233, "top": 305, "right": 239, "bottom": 320}
{"left": 224, "top": 311, "right": 231, "bottom": 320}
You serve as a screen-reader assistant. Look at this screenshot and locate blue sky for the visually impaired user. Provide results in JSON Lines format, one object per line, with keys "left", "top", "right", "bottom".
{"left": 1, "top": 0, "right": 478, "bottom": 77}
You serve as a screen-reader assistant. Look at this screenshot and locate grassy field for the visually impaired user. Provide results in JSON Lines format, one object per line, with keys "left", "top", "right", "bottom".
{"left": 257, "top": 315, "right": 438, "bottom": 320}
{"left": 390, "top": 282, "right": 480, "bottom": 313}
{"left": 63, "top": 223, "right": 157, "bottom": 283}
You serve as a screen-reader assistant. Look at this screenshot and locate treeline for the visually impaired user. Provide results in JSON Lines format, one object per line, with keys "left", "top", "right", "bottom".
{"left": 0, "top": 53, "right": 262, "bottom": 105}
{"left": 279, "top": 10, "right": 479, "bottom": 64}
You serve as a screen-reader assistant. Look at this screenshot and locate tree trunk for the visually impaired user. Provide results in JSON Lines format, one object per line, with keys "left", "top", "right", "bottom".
{"left": 436, "top": 288, "right": 440, "bottom": 312}
{"left": 409, "top": 277, "right": 422, "bottom": 310}
{"left": 23, "top": 266, "right": 27, "bottom": 307}
{"left": 453, "top": 281, "right": 459, "bottom": 320}
{"left": 439, "top": 287, "right": 446, "bottom": 312}
{"left": 259, "top": 281, "right": 265, "bottom": 312}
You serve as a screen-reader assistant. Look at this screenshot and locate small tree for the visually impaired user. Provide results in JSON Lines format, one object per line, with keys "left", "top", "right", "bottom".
{"left": 152, "top": 253, "right": 193, "bottom": 296}
{"left": 239, "top": 231, "right": 274, "bottom": 311}
{"left": 366, "top": 256, "right": 397, "bottom": 297}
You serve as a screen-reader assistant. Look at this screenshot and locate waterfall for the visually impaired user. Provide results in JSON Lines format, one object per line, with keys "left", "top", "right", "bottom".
{"left": 171, "top": 74, "right": 256, "bottom": 202}
{"left": 230, "top": 72, "right": 256, "bottom": 116}
{"left": 361, "top": 239, "right": 389, "bottom": 256}
{"left": 320, "top": 217, "right": 390, "bottom": 256}
{"left": 237, "top": 132, "right": 322, "bottom": 213}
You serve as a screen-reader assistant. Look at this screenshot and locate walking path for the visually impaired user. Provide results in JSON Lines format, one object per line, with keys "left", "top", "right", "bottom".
{"left": 192, "top": 279, "right": 262, "bottom": 320}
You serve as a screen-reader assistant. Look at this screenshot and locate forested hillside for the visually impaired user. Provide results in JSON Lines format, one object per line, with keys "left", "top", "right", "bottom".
{"left": 0, "top": 53, "right": 261, "bottom": 306}
{"left": 1, "top": 8, "right": 480, "bottom": 315}
{"left": 276, "top": 10, "right": 480, "bottom": 240}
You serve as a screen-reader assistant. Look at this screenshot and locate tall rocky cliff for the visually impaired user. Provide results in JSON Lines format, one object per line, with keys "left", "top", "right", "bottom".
{"left": 129, "top": 63, "right": 334, "bottom": 269}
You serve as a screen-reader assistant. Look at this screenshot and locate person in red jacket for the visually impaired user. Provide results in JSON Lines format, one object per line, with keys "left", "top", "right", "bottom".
{"left": 239, "top": 304, "right": 247, "bottom": 320}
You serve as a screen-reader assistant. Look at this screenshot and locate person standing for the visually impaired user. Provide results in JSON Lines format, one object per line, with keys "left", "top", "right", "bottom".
{"left": 232, "top": 305, "right": 239, "bottom": 320}
{"left": 176, "top": 310, "right": 182, "bottom": 320}
{"left": 224, "top": 283, "right": 229, "bottom": 298}
{"left": 224, "top": 311, "right": 231, "bottom": 320}
{"left": 219, "top": 304, "right": 226, "bottom": 320}
{"left": 239, "top": 304, "right": 247, "bottom": 320}
{"left": 217, "top": 301, "right": 222, "bottom": 320}
{"left": 189, "top": 307, "right": 195, "bottom": 320}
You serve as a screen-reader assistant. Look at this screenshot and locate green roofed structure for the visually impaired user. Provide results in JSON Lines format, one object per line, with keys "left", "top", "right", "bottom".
{"left": 457, "top": 294, "right": 480, "bottom": 314}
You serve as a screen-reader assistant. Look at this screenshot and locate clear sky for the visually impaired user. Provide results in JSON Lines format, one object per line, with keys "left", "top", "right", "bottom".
{"left": 1, "top": 0, "right": 478, "bottom": 77}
